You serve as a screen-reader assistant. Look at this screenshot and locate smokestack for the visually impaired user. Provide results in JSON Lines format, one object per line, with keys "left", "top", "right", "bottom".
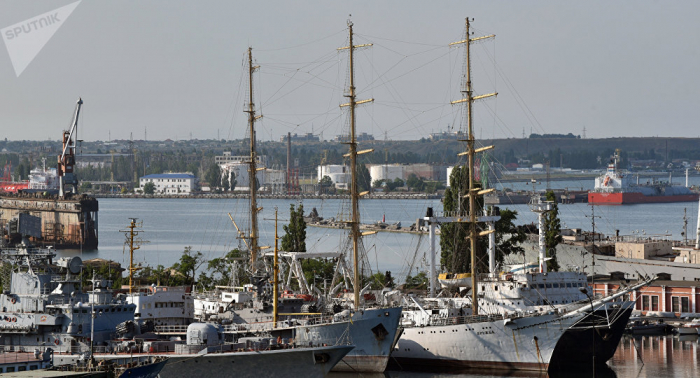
{"left": 286, "top": 132, "right": 291, "bottom": 194}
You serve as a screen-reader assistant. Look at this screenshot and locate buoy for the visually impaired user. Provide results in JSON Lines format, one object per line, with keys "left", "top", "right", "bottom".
{"left": 54, "top": 339, "right": 60, "bottom": 345}
{"left": 10, "top": 298, "right": 15, "bottom": 304}
{"left": 11, "top": 317, "right": 16, "bottom": 322}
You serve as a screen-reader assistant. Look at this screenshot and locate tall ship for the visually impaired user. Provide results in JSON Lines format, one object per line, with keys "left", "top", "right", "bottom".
{"left": 0, "top": 99, "right": 99, "bottom": 250}
{"left": 588, "top": 150, "right": 699, "bottom": 205}
{"left": 189, "top": 42, "right": 401, "bottom": 373}
{"left": 390, "top": 18, "right": 653, "bottom": 373}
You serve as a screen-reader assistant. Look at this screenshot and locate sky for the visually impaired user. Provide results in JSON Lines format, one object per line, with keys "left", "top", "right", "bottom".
{"left": 0, "top": 1, "right": 699, "bottom": 142}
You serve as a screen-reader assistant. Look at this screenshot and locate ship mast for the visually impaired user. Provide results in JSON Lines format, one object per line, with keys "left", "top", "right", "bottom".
{"left": 245, "top": 47, "right": 261, "bottom": 272}
{"left": 450, "top": 18, "right": 495, "bottom": 315}
{"left": 338, "top": 21, "right": 373, "bottom": 308}
{"left": 120, "top": 218, "right": 147, "bottom": 294}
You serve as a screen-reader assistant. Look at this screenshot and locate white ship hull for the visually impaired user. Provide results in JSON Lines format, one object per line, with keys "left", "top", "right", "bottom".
{"left": 391, "top": 312, "right": 583, "bottom": 371}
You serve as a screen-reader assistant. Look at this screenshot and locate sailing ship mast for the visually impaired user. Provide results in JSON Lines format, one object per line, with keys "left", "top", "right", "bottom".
{"left": 245, "top": 47, "right": 261, "bottom": 272}
{"left": 338, "top": 21, "right": 373, "bottom": 308}
{"left": 450, "top": 18, "right": 495, "bottom": 315}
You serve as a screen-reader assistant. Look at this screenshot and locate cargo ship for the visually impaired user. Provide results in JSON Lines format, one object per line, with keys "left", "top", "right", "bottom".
{"left": 0, "top": 162, "right": 29, "bottom": 193}
{"left": 588, "top": 151, "right": 699, "bottom": 205}
{"left": 0, "top": 98, "right": 99, "bottom": 249}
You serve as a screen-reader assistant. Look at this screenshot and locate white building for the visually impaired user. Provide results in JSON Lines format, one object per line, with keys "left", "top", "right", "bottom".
{"left": 139, "top": 173, "right": 197, "bottom": 194}
{"left": 216, "top": 152, "right": 267, "bottom": 191}
{"left": 369, "top": 164, "right": 405, "bottom": 184}
{"left": 317, "top": 165, "right": 349, "bottom": 189}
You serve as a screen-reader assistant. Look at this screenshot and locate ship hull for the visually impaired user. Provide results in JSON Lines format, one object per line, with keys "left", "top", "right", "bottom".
{"left": 549, "top": 301, "right": 633, "bottom": 370}
{"left": 157, "top": 345, "right": 351, "bottom": 378}
{"left": 588, "top": 191, "right": 699, "bottom": 205}
{"left": 389, "top": 312, "right": 583, "bottom": 372}
{"left": 296, "top": 307, "right": 402, "bottom": 373}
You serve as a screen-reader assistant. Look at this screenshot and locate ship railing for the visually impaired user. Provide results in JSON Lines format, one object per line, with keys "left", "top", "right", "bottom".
{"left": 220, "top": 314, "right": 338, "bottom": 334}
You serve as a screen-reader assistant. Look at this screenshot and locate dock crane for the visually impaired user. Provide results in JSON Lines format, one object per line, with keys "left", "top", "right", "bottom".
{"left": 57, "top": 98, "right": 83, "bottom": 198}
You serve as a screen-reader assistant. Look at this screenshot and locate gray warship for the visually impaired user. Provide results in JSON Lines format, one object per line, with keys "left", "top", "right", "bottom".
{"left": 0, "top": 239, "right": 137, "bottom": 353}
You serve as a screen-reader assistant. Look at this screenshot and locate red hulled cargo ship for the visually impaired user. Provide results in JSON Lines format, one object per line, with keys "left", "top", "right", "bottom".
{"left": 588, "top": 151, "right": 699, "bottom": 205}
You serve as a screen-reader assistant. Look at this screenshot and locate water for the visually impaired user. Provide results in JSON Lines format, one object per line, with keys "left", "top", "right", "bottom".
{"left": 327, "top": 335, "right": 698, "bottom": 377}
{"left": 58, "top": 196, "right": 700, "bottom": 283}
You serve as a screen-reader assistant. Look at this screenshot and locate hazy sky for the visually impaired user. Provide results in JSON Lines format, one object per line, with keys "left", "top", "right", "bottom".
{"left": 1, "top": 1, "right": 699, "bottom": 142}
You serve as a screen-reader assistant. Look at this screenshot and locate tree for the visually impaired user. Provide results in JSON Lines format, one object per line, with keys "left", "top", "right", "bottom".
{"left": 544, "top": 190, "right": 562, "bottom": 271}
{"left": 222, "top": 171, "right": 230, "bottom": 192}
{"left": 404, "top": 272, "right": 428, "bottom": 289}
{"left": 356, "top": 163, "right": 372, "bottom": 192}
{"left": 199, "top": 249, "right": 244, "bottom": 289}
{"left": 440, "top": 165, "right": 474, "bottom": 272}
{"left": 494, "top": 209, "right": 526, "bottom": 267}
{"left": 229, "top": 171, "right": 237, "bottom": 192}
{"left": 319, "top": 175, "right": 333, "bottom": 193}
{"left": 205, "top": 163, "right": 221, "bottom": 192}
{"left": 143, "top": 181, "right": 155, "bottom": 194}
{"left": 281, "top": 203, "right": 306, "bottom": 252}
{"left": 406, "top": 174, "right": 425, "bottom": 192}
{"left": 172, "top": 246, "right": 205, "bottom": 286}
{"left": 79, "top": 182, "right": 93, "bottom": 193}
{"left": 372, "top": 179, "right": 383, "bottom": 189}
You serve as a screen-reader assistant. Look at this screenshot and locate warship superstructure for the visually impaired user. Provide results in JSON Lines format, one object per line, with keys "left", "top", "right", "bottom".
{"left": 0, "top": 240, "right": 136, "bottom": 353}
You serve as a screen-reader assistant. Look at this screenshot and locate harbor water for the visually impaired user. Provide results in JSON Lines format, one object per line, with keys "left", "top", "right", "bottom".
{"left": 345, "top": 335, "right": 698, "bottom": 378}
{"left": 57, "top": 194, "right": 700, "bottom": 283}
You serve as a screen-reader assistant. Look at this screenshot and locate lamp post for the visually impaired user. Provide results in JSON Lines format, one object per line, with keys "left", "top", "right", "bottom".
{"left": 579, "top": 286, "right": 596, "bottom": 376}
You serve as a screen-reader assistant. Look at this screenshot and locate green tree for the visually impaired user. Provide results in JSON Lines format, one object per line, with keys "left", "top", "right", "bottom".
{"left": 281, "top": 204, "right": 306, "bottom": 252}
{"left": 229, "top": 171, "right": 237, "bottom": 192}
{"left": 404, "top": 272, "right": 428, "bottom": 289}
{"left": 172, "top": 246, "right": 206, "bottom": 286}
{"left": 406, "top": 174, "right": 425, "bottom": 192}
{"left": 143, "top": 181, "right": 155, "bottom": 194}
{"left": 544, "top": 190, "right": 562, "bottom": 271}
{"left": 199, "top": 249, "right": 244, "bottom": 289}
{"left": 440, "top": 165, "right": 474, "bottom": 272}
{"left": 356, "top": 163, "right": 372, "bottom": 192}
{"left": 79, "top": 182, "right": 93, "bottom": 193}
{"left": 222, "top": 171, "right": 230, "bottom": 192}
{"left": 494, "top": 209, "right": 526, "bottom": 266}
{"left": 319, "top": 175, "right": 333, "bottom": 193}
{"left": 205, "top": 163, "right": 221, "bottom": 192}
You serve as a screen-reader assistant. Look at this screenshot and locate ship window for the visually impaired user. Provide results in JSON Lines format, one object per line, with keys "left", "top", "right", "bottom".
{"left": 537, "top": 284, "right": 545, "bottom": 289}
{"left": 18, "top": 366, "right": 27, "bottom": 371}
{"left": 494, "top": 285, "right": 498, "bottom": 291}
{"left": 546, "top": 284, "right": 552, "bottom": 289}
{"left": 642, "top": 295, "right": 650, "bottom": 311}
{"left": 651, "top": 296, "right": 659, "bottom": 311}
{"left": 682, "top": 297, "right": 690, "bottom": 313}
{"left": 30, "top": 365, "right": 38, "bottom": 370}
{"left": 7, "top": 367, "right": 15, "bottom": 372}
{"left": 567, "top": 283, "right": 572, "bottom": 288}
